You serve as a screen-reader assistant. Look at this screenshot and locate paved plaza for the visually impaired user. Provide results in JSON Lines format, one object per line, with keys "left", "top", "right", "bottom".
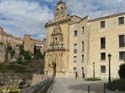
{"left": 50, "top": 78, "right": 124, "bottom": 93}
{"left": 50, "top": 78, "right": 106, "bottom": 93}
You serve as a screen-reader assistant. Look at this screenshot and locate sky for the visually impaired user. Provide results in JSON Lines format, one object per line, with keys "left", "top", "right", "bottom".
{"left": 0, "top": 0, "right": 125, "bottom": 40}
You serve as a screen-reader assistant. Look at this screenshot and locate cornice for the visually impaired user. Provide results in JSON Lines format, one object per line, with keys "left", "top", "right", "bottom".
{"left": 89, "top": 12, "right": 125, "bottom": 22}
{"left": 45, "top": 17, "right": 71, "bottom": 28}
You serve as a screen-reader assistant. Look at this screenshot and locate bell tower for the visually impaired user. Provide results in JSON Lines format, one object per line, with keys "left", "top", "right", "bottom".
{"left": 45, "top": 0, "right": 72, "bottom": 77}
{"left": 54, "top": 0, "right": 68, "bottom": 20}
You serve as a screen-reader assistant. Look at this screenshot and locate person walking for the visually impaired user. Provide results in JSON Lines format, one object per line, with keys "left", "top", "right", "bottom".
{"left": 75, "top": 72, "right": 78, "bottom": 79}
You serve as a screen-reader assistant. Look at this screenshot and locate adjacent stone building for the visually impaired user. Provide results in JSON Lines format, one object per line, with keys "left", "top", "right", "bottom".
{"left": 45, "top": 0, "right": 125, "bottom": 79}
{"left": 87, "top": 13, "right": 125, "bottom": 79}
{"left": 0, "top": 45, "right": 6, "bottom": 63}
{"left": 0, "top": 27, "right": 23, "bottom": 46}
{"left": 24, "top": 34, "right": 45, "bottom": 54}
{"left": 0, "top": 27, "right": 23, "bottom": 63}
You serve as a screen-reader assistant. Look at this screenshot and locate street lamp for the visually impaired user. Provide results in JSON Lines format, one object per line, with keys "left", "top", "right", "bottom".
{"left": 108, "top": 53, "right": 112, "bottom": 83}
{"left": 93, "top": 62, "right": 95, "bottom": 79}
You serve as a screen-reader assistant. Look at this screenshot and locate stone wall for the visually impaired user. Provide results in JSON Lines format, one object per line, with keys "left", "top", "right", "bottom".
{"left": 0, "top": 45, "right": 21, "bottom": 63}
{"left": 31, "top": 74, "right": 48, "bottom": 85}
{"left": 0, "top": 45, "right": 5, "bottom": 63}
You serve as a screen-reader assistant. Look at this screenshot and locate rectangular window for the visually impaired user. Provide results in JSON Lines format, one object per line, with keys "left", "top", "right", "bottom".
{"left": 73, "top": 67, "right": 76, "bottom": 72}
{"left": 119, "top": 17, "right": 124, "bottom": 25}
{"left": 101, "top": 52, "right": 106, "bottom": 60}
{"left": 74, "top": 30, "right": 77, "bottom": 36}
{"left": 101, "top": 66, "right": 106, "bottom": 73}
{"left": 74, "top": 44, "right": 77, "bottom": 47}
{"left": 100, "top": 21, "right": 105, "bottom": 28}
{"left": 74, "top": 56, "right": 77, "bottom": 58}
{"left": 74, "top": 49, "right": 77, "bottom": 53}
{"left": 119, "top": 52, "right": 125, "bottom": 60}
{"left": 82, "top": 26, "right": 84, "bottom": 34}
{"left": 101, "top": 37, "right": 105, "bottom": 49}
{"left": 82, "top": 55, "right": 84, "bottom": 62}
{"left": 119, "top": 35, "right": 125, "bottom": 47}
{"left": 82, "top": 41, "right": 84, "bottom": 52}
{"left": 74, "top": 43, "right": 77, "bottom": 53}
{"left": 74, "top": 56, "right": 77, "bottom": 63}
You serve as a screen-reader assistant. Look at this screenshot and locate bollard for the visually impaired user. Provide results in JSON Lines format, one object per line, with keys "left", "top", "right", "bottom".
{"left": 104, "top": 83, "right": 106, "bottom": 93}
{"left": 88, "top": 86, "right": 90, "bottom": 93}
{"left": 115, "top": 89, "right": 118, "bottom": 93}
{"left": 27, "top": 89, "right": 29, "bottom": 93}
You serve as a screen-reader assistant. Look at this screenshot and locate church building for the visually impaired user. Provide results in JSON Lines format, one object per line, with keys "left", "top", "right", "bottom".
{"left": 45, "top": 0, "right": 125, "bottom": 79}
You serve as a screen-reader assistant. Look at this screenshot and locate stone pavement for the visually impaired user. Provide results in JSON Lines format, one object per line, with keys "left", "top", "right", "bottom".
{"left": 50, "top": 78, "right": 108, "bottom": 93}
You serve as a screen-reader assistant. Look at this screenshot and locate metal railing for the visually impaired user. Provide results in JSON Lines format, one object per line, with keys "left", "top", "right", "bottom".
{"left": 20, "top": 77, "right": 54, "bottom": 93}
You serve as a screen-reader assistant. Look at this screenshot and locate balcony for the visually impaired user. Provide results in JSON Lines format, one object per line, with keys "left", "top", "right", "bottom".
{"left": 51, "top": 32, "right": 63, "bottom": 36}
{"left": 47, "top": 44, "right": 66, "bottom": 52}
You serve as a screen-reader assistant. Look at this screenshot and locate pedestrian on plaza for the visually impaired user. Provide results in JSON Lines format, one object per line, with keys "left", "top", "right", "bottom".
{"left": 82, "top": 72, "right": 85, "bottom": 79}
{"left": 75, "top": 72, "right": 78, "bottom": 79}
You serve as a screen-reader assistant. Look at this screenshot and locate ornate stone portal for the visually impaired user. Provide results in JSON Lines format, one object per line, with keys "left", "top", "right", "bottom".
{"left": 45, "top": 24, "right": 66, "bottom": 77}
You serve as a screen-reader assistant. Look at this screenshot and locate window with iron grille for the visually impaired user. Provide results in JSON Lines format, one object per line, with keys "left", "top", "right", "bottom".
{"left": 119, "top": 17, "right": 124, "bottom": 25}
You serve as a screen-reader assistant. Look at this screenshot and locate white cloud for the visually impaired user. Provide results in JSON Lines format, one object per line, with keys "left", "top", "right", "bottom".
{"left": 65, "top": 0, "right": 125, "bottom": 18}
{"left": 0, "top": 0, "right": 124, "bottom": 39}
{"left": 0, "top": 0, "right": 53, "bottom": 40}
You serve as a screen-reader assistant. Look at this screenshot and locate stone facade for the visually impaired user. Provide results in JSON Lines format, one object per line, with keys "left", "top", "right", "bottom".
{"left": 69, "top": 16, "right": 89, "bottom": 78}
{"left": 0, "top": 27, "right": 23, "bottom": 63}
{"left": 0, "top": 45, "right": 6, "bottom": 63}
{"left": 45, "top": 0, "right": 125, "bottom": 79}
{"left": 88, "top": 13, "right": 125, "bottom": 79}
{"left": 44, "top": 0, "right": 82, "bottom": 77}
{"left": 0, "top": 27, "right": 23, "bottom": 46}
{"left": 69, "top": 13, "right": 125, "bottom": 79}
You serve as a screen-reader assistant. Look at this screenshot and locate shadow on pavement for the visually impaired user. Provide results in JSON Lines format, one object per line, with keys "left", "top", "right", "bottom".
{"left": 68, "top": 82, "right": 105, "bottom": 92}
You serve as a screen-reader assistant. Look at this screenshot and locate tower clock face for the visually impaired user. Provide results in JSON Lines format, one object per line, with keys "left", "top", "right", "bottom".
{"left": 59, "top": 9, "right": 64, "bottom": 16}
{"left": 54, "top": 1, "right": 67, "bottom": 20}
{"left": 55, "top": 7, "right": 65, "bottom": 18}
{"left": 60, "top": 9, "right": 64, "bottom": 16}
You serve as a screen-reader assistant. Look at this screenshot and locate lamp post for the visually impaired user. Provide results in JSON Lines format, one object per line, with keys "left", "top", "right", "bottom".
{"left": 93, "top": 62, "right": 95, "bottom": 79}
{"left": 108, "top": 53, "right": 112, "bottom": 84}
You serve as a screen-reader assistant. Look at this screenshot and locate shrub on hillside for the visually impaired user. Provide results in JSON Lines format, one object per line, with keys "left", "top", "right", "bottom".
{"left": 7, "top": 64, "right": 29, "bottom": 73}
{"left": 85, "top": 78, "right": 101, "bottom": 81}
{"left": 107, "top": 64, "right": 125, "bottom": 91}
{"left": 23, "top": 51, "right": 32, "bottom": 60}
{"left": 107, "top": 79, "right": 125, "bottom": 91}
{"left": 19, "top": 45, "right": 32, "bottom": 60}
{"left": 119, "top": 64, "right": 125, "bottom": 79}
{"left": 0, "top": 64, "right": 7, "bottom": 72}
{"left": 0, "top": 42, "right": 3, "bottom": 45}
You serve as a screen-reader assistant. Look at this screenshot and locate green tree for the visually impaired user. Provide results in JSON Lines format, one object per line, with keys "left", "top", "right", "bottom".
{"left": 34, "top": 46, "right": 43, "bottom": 59}
{"left": 23, "top": 51, "right": 32, "bottom": 60}
{"left": 7, "top": 64, "right": 29, "bottom": 73}
{"left": 0, "top": 42, "right": 3, "bottom": 45}
{"left": 5, "top": 44, "right": 15, "bottom": 62}
{"left": 19, "top": 45, "right": 24, "bottom": 55}
{"left": 19, "top": 45, "right": 32, "bottom": 60}
{"left": 119, "top": 64, "right": 125, "bottom": 79}
{"left": 0, "top": 64, "right": 7, "bottom": 72}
